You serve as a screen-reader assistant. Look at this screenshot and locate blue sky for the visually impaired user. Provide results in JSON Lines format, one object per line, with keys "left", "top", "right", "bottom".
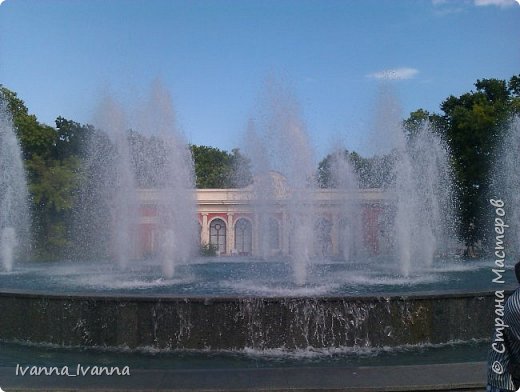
{"left": 0, "top": 0, "right": 518, "bottom": 158}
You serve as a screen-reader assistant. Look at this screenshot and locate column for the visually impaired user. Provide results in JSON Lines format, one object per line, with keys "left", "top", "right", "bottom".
{"left": 226, "top": 213, "right": 234, "bottom": 255}
{"left": 201, "top": 214, "right": 209, "bottom": 246}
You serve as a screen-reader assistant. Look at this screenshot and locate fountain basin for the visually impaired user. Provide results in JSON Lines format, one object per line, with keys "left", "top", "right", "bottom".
{"left": 0, "top": 288, "right": 503, "bottom": 351}
{"left": 0, "top": 258, "right": 510, "bottom": 351}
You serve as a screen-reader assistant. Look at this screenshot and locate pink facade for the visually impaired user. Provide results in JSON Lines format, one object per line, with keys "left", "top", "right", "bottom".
{"left": 137, "top": 188, "right": 388, "bottom": 258}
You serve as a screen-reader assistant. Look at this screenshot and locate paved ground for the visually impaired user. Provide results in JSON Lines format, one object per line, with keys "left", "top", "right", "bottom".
{"left": 0, "top": 362, "right": 486, "bottom": 391}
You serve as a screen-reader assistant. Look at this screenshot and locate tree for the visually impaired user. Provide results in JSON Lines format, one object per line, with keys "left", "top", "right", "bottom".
{"left": 190, "top": 145, "right": 231, "bottom": 188}
{"left": 317, "top": 150, "right": 394, "bottom": 189}
{"left": 229, "top": 148, "right": 253, "bottom": 188}
{"left": 54, "top": 117, "right": 93, "bottom": 160}
{"left": 0, "top": 85, "right": 56, "bottom": 160}
{"left": 403, "top": 109, "right": 431, "bottom": 140}
{"left": 27, "top": 156, "right": 81, "bottom": 256}
{"left": 190, "top": 145, "right": 251, "bottom": 188}
{"left": 1, "top": 86, "right": 84, "bottom": 258}
{"left": 430, "top": 75, "right": 519, "bottom": 247}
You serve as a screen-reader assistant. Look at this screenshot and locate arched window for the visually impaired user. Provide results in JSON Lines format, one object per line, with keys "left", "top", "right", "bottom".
{"left": 269, "top": 218, "right": 280, "bottom": 250}
{"left": 235, "top": 218, "right": 252, "bottom": 255}
{"left": 210, "top": 219, "right": 226, "bottom": 255}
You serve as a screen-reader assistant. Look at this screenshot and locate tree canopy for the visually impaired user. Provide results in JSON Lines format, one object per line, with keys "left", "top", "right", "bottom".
{"left": 190, "top": 145, "right": 251, "bottom": 188}
{"left": 0, "top": 86, "right": 89, "bottom": 258}
{"left": 403, "top": 75, "right": 520, "bottom": 246}
{"left": 317, "top": 150, "right": 394, "bottom": 189}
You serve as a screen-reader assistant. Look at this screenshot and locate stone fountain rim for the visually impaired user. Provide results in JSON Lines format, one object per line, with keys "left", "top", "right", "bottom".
{"left": 0, "top": 287, "right": 513, "bottom": 302}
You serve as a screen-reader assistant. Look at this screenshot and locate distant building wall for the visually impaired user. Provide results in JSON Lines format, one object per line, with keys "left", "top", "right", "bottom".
{"left": 137, "top": 188, "right": 392, "bottom": 257}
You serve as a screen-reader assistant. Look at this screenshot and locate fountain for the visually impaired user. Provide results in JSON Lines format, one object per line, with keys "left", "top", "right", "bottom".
{"left": 364, "top": 84, "right": 458, "bottom": 276}
{"left": 392, "top": 121, "right": 457, "bottom": 276}
{"left": 244, "top": 80, "right": 317, "bottom": 285}
{"left": 0, "top": 82, "right": 504, "bottom": 385}
{"left": 332, "top": 148, "right": 364, "bottom": 260}
{"left": 75, "top": 95, "right": 139, "bottom": 267}
{"left": 0, "top": 94, "right": 31, "bottom": 272}
{"left": 494, "top": 114, "right": 520, "bottom": 255}
{"left": 133, "top": 81, "right": 198, "bottom": 277}
{"left": 74, "top": 84, "right": 197, "bottom": 277}
{"left": 1, "top": 227, "right": 17, "bottom": 271}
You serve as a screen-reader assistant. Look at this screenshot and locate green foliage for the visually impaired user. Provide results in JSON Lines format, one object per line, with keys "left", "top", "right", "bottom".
{"left": 54, "top": 117, "right": 93, "bottom": 160}
{"left": 199, "top": 242, "right": 217, "bottom": 256}
{"left": 27, "top": 156, "right": 81, "bottom": 213}
{"left": 0, "top": 86, "right": 28, "bottom": 117}
{"left": 128, "top": 130, "right": 168, "bottom": 188}
{"left": 509, "top": 75, "right": 520, "bottom": 97}
{"left": 18, "top": 119, "right": 56, "bottom": 160}
{"left": 28, "top": 155, "right": 82, "bottom": 259}
{"left": 1, "top": 86, "right": 57, "bottom": 160}
{"left": 317, "top": 151, "right": 350, "bottom": 188}
{"left": 229, "top": 148, "right": 253, "bottom": 188}
{"left": 190, "top": 145, "right": 252, "bottom": 188}
{"left": 407, "top": 75, "right": 520, "bottom": 247}
{"left": 317, "top": 150, "right": 394, "bottom": 189}
{"left": 316, "top": 153, "right": 334, "bottom": 188}
{"left": 402, "top": 109, "right": 431, "bottom": 140}
{"left": 0, "top": 86, "right": 86, "bottom": 259}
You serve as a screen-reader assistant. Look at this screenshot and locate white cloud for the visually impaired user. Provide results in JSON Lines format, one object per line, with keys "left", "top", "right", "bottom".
{"left": 367, "top": 67, "right": 419, "bottom": 81}
{"left": 474, "top": 0, "right": 518, "bottom": 7}
{"left": 431, "top": 0, "right": 468, "bottom": 15}
{"left": 432, "top": 0, "right": 470, "bottom": 6}
{"left": 432, "top": 0, "right": 518, "bottom": 9}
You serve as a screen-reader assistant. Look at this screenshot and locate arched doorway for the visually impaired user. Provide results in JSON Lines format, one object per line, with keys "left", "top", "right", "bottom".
{"left": 210, "top": 218, "right": 227, "bottom": 255}
{"left": 235, "top": 218, "right": 252, "bottom": 255}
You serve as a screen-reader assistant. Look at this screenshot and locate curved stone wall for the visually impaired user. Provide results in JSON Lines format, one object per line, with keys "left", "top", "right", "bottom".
{"left": 0, "top": 290, "right": 502, "bottom": 350}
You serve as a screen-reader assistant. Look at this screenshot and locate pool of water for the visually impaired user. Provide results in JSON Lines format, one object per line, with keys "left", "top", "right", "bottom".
{"left": 0, "top": 339, "right": 489, "bottom": 369}
{"left": 0, "top": 256, "right": 513, "bottom": 296}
